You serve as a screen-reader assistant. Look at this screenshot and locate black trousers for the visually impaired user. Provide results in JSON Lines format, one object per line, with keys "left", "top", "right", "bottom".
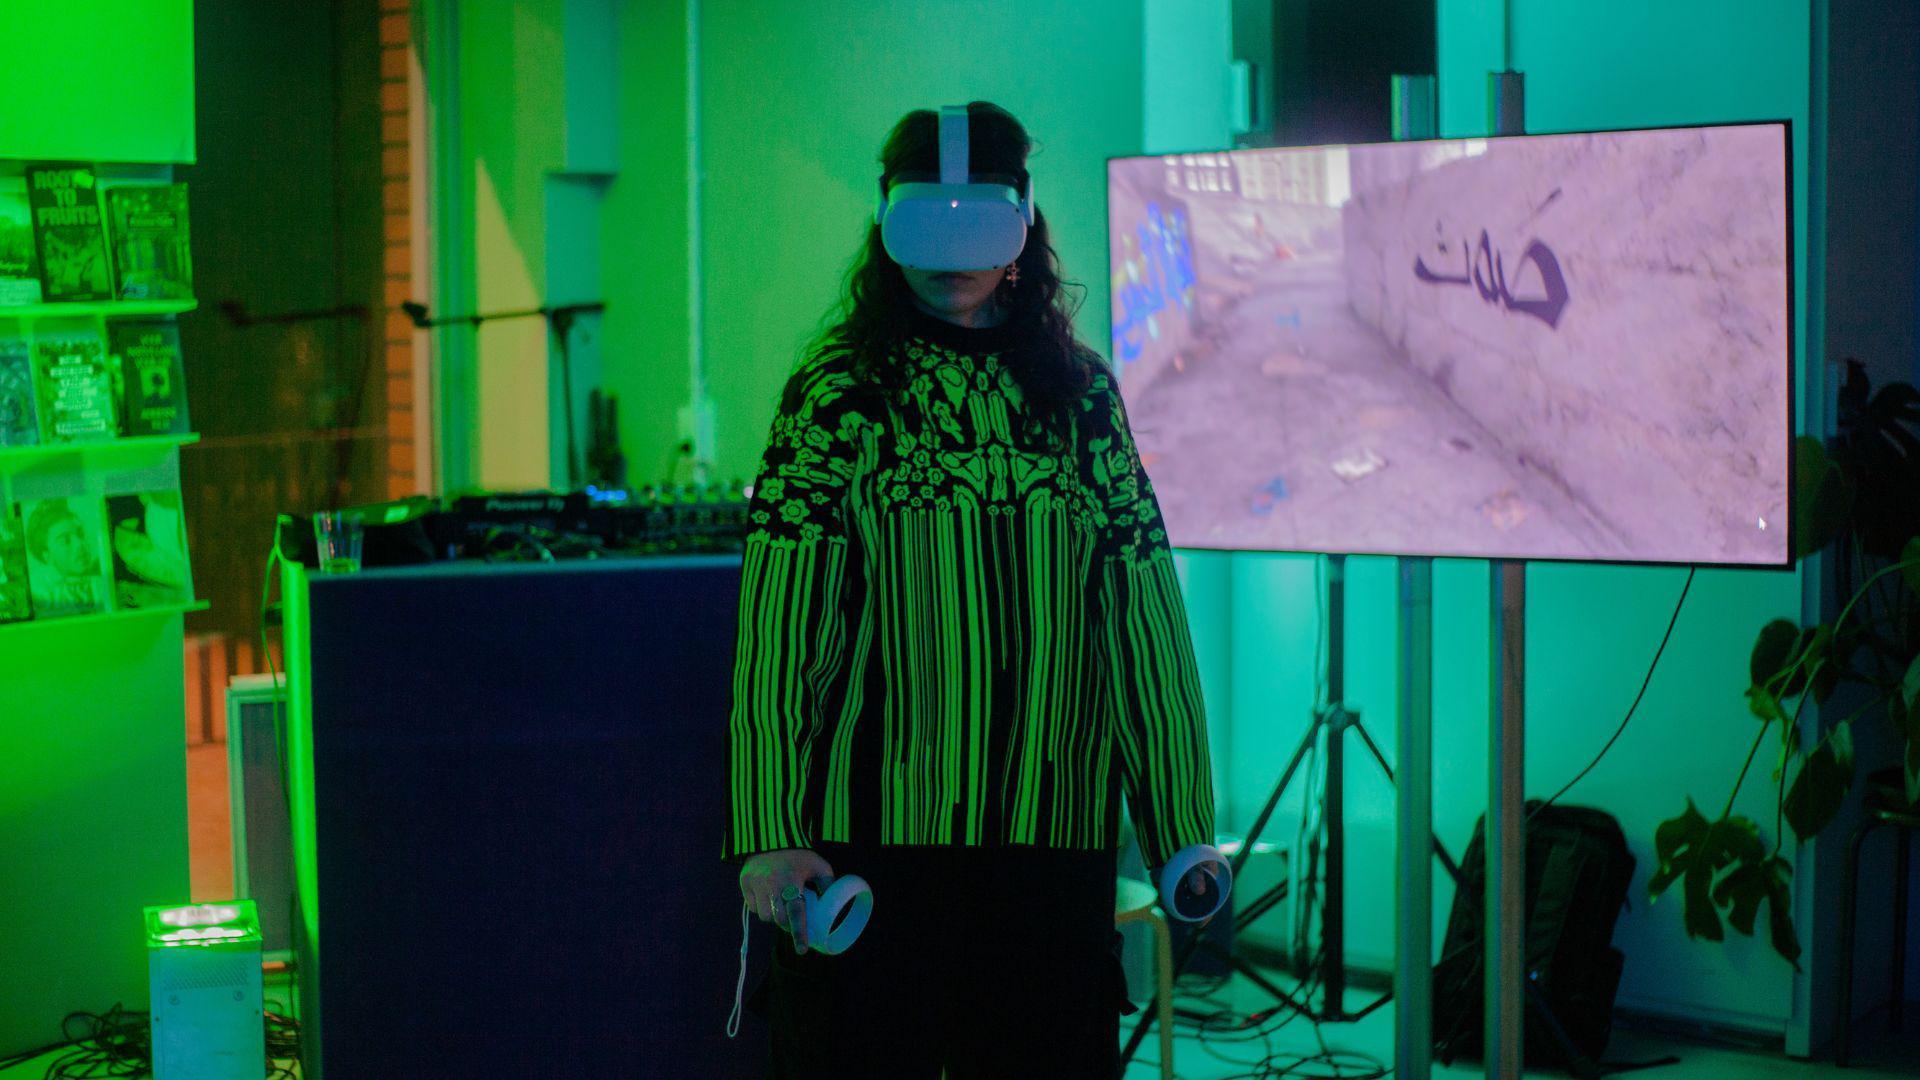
{"left": 757, "top": 842, "right": 1129, "bottom": 1079}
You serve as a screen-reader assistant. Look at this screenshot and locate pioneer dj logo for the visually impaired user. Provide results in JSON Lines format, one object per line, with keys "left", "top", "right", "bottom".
{"left": 482, "top": 497, "right": 565, "bottom": 513}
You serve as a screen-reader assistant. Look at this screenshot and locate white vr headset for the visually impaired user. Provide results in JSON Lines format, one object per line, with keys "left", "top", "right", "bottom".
{"left": 876, "top": 104, "right": 1035, "bottom": 271}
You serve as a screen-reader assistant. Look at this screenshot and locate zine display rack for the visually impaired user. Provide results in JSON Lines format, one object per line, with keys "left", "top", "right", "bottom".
{"left": 0, "top": 156, "right": 205, "bottom": 1061}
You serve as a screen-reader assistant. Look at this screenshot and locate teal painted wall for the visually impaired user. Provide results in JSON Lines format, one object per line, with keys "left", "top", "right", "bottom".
{"left": 1145, "top": 0, "right": 1234, "bottom": 156}
{"left": 1142, "top": 0, "right": 1238, "bottom": 864}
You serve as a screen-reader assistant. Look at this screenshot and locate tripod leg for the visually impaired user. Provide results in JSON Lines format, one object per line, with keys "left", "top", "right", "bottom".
{"left": 1325, "top": 711, "right": 1347, "bottom": 1017}
{"left": 1353, "top": 717, "right": 1395, "bottom": 782}
{"left": 1232, "top": 878, "right": 1290, "bottom": 932}
{"left": 1227, "top": 714, "right": 1325, "bottom": 878}
{"left": 1120, "top": 716, "right": 1330, "bottom": 1073}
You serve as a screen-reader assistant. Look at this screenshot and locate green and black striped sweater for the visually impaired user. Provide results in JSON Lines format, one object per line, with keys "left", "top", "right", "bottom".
{"left": 724, "top": 307, "right": 1214, "bottom": 868}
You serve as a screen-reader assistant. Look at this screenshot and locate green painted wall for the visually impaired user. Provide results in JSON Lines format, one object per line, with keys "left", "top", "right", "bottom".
{"left": 0, "top": 1, "right": 196, "bottom": 163}
{"left": 599, "top": 1, "right": 694, "bottom": 494}
{"left": 444, "top": 0, "right": 568, "bottom": 490}
{"left": 0, "top": 617, "right": 191, "bottom": 1057}
{"left": 689, "top": 0, "right": 1146, "bottom": 484}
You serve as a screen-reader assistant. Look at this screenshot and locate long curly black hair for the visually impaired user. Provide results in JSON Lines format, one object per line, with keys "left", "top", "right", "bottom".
{"left": 811, "top": 101, "right": 1104, "bottom": 446}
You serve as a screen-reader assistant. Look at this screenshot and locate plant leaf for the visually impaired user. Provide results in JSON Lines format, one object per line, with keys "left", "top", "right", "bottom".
{"left": 1711, "top": 858, "right": 1769, "bottom": 937}
{"left": 1907, "top": 736, "right": 1920, "bottom": 807}
{"left": 1793, "top": 435, "right": 1854, "bottom": 559}
{"left": 1766, "top": 859, "right": 1803, "bottom": 968}
{"left": 1903, "top": 653, "right": 1920, "bottom": 714}
{"left": 1707, "top": 853, "right": 1801, "bottom": 966}
{"left": 1750, "top": 619, "right": 1802, "bottom": 686}
{"left": 1782, "top": 627, "right": 1829, "bottom": 698}
{"left": 1650, "top": 806, "right": 1771, "bottom": 947}
{"left": 1684, "top": 857, "right": 1723, "bottom": 941}
{"left": 1720, "top": 814, "right": 1767, "bottom": 866}
{"left": 1747, "top": 686, "right": 1787, "bottom": 724}
{"left": 1784, "top": 723, "right": 1855, "bottom": 841}
{"left": 1649, "top": 800, "right": 1710, "bottom": 898}
{"left": 1903, "top": 537, "right": 1920, "bottom": 598}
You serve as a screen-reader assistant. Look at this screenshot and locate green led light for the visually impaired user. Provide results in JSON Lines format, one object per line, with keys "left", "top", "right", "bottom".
{"left": 143, "top": 899, "right": 261, "bottom": 949}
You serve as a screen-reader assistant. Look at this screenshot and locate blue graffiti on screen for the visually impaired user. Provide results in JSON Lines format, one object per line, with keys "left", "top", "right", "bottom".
{"left": 1113, "top": 202, "right": 1197, "bottom": 362}
{"left": 1413, "top": 228, "right": 1569, "bottom": 329}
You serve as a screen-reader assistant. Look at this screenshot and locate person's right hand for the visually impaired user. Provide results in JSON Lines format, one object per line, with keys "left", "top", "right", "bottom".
{"left": 739, "top": 848, "right": 836, "bottom": 954}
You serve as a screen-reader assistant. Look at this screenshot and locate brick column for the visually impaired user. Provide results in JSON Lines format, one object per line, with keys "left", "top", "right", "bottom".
{"left": 379, "top": 0, "right": 419, "bottom": 497}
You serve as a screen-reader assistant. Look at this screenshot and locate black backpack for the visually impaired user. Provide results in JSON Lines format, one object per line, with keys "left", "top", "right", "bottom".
{"left": 1432, "top": 802, "right": 1636, "bottom": 1074}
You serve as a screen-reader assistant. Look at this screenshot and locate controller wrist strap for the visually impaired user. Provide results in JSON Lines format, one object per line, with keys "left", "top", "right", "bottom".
{"left": 726, "top": 903, "right": 750, "bottom": 1038}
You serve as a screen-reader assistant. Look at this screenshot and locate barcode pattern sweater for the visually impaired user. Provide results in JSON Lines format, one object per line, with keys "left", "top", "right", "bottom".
{"left": 723, "top": 311, "right": 1214, "bottom": 867}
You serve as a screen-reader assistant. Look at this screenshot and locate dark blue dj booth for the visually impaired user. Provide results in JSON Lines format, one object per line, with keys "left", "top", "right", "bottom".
{"left": 290, "top": 555, "right": 763, "bottom": 1078}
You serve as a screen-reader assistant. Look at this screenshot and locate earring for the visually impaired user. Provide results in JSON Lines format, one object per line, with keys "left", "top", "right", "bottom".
{"left": 1004, "top": 263, "right": 1020, "bottom": 289}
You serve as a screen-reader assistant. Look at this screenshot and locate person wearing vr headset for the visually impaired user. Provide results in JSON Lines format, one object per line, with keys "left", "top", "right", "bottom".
{"left": 724, "top": 101, "right": 1219, "bottom": 1077}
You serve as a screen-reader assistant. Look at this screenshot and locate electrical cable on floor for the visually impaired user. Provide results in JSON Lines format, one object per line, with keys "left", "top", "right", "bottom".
{"left": 35, "top": 1005, "right": 148, "bottom": 1078}
{"left": 264, "top": 999, "right": 301, "bottom": 1078}
{"left": 0, "top": 1036, "right": 84, "bottom": 1072}
{"left": 6, "top": 1003, "right": 300, "bottom": 1079}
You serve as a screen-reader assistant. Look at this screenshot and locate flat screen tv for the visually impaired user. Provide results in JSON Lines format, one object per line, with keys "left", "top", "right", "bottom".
{"left": 1106, "top": 121, "right": 1791, "bottom": 567}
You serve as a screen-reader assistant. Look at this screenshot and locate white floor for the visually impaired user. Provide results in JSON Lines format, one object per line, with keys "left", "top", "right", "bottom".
{"left": 1121, "top": 971, "right": 1920, "bottom": 1080}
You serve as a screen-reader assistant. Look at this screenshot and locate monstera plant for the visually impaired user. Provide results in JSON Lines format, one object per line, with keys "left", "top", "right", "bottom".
{"left": 1650, "top": 361, "right": 1920, "bottom": 965}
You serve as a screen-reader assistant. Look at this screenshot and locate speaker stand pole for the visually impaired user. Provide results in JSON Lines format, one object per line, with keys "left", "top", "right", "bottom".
{"left": 1484, "top": 67, "right": 1529, "bottom": 1080}
{"left": 1389, "top": 72, "right": 1439, "bottom": 1080}
{"left": 1322, "top": 554, "right": 1349, "bottom": 1017}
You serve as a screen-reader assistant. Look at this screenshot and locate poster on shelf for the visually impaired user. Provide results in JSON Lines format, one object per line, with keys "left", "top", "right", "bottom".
{"left": 0, "top": 502, "right": 32, "bottom": 623}
{"left": 109, "top": 320, "right": 190, "bottom": 436}
{"left": 107, "top": 183, "right": 192, "bottom": 301}
{"left": 26, "top": 164, "right": 113, "bottom": 303}
{"left": 0, "top": 177, "right": 42, "bottom": 306}
{"left": 106, "top": 487, "right": 192, "bottom": 610}
{"left": 0, "top": 321, "right": 36, "bottom": 447}
{"left": 21, "top": 494, "right": 109, "bottom": 618}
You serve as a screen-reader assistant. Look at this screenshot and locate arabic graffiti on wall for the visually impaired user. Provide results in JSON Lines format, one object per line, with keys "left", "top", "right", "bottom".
{"left": 1112, "top": 201, "right": 1197, "bottom": 362}
{"left": 1413, "top": 228, "right": 1570, "bottom": 329}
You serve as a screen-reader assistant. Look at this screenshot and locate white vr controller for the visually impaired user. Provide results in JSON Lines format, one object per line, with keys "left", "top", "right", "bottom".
{"left": 726, "top": 874, "right": 873, "bottom": 1038}
{"left": 1159, "top": 843, "right": 1234, "bottom": 923}
{"left": 794, "top": 874, "right": 874, "bottom": 955}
